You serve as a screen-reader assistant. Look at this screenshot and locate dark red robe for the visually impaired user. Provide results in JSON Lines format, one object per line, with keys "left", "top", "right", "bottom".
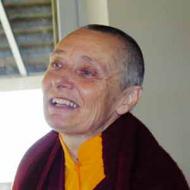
{"left": 13, "top": 113, "right": 189, "bottom": 190}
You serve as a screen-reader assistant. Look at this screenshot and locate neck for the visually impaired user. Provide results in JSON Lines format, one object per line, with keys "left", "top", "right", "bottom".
{"left": 60, "top": 112, "right": 119, "bottom": 159}
{"left": 61, "top": 133, "right": 88, "bottom": 160}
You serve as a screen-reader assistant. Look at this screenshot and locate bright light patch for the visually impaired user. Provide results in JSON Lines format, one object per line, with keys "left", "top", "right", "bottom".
{"left": 0, "top": 89, "right": 50, "bottom": 183}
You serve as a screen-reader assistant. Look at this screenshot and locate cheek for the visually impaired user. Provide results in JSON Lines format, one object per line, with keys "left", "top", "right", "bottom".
{"left": 42, "top": 71, "right": 55, "bottom": 92}
{"left": 80, "top": 84, "right": 111, "bottom": 121}
{"left": 79, "top": 81, "right": 108, "bottom": 104}
{"left": 42, "top": 73, "right": 50, "bottom": 91}
{"left": 102, "top": 80, "right": 121, "bottom": 111}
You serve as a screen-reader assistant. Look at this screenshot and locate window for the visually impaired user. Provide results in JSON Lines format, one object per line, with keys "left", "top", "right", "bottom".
{"left": 0, "top": 89, "right": 50, "bottom": 184}
{"left": 0, "top": 0, "right": 58, "bottom": 77}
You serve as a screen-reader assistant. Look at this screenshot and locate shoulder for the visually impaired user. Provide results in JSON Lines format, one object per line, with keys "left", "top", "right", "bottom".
{"left": 21, "top": 131, "right": 59, "bottom": 163}
{"left": 13, "top": 131, "right": 60, "bottom": 187}
{"left": 123, "top": 113, "right": 189, "bottom": 189}
{"left": 13, "top": 131, "right": 62, "bottom": 190}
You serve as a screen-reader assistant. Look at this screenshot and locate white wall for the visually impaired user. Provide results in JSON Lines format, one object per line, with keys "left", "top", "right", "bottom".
{"left": 57, "top": 0, "right": 109, "bottom": 39}
{"left": 81, "top": 0, "right": 109, "bottom": 25}
{"left": 108, "top": 0, "right": 190, "bottom": 182}
{"left": 56, "top": 0, "right": 79, "bottom": 39}
{"left": 0, "top": 89, "right": 50, "bottom": 182}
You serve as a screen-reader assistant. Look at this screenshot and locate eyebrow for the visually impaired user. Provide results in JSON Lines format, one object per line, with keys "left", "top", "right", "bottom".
{"left": 51, "top": 50, "right": 94, "bottom": 63}
{"left": 80, "top": 55, "right": 94, "bottom": 63}
{"left": 81, "top": 55, "right": 109, "bottom": 74}
{"left": 50, "top": 49, "right": 107, "bottom": 72}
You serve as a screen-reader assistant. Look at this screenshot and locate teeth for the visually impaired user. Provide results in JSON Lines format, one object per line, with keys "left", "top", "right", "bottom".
{"left": 52, "top": 98, "right": 78, "bottom": 108}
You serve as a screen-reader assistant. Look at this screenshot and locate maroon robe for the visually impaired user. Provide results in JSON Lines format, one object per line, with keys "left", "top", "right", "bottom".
{"left": 13, "top": 113, "right": 189, "bottom": 190}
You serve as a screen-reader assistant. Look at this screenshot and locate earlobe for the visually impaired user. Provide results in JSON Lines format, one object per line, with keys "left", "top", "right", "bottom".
{"left": 116, "top": 86, "right": 142, "bottom": 115}
{"left": 128, "top": 94, "right": 133, "bottom": 104}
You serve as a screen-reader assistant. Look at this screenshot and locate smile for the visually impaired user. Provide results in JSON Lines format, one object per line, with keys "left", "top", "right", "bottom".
{"left": 50, "top": 97, "right": 79, "bottom": 109}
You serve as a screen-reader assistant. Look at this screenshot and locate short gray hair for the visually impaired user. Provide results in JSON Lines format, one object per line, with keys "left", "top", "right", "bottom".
{"left": 83, "top": 24, "right": 144, "bottom": 89}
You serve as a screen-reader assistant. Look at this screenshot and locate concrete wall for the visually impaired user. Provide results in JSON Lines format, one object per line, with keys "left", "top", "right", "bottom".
{"left": 108, "top": 0, "right": 190, "bottom": 182}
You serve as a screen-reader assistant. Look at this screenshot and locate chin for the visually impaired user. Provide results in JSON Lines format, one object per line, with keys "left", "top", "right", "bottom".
{"left": 48, "top": 122, "right": 69, "bottom": 133}
{"left": 46, "top": 118, "right": 75, "bottom": 134}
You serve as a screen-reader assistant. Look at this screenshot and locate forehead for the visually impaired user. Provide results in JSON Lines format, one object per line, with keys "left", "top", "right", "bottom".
{"left": 52, "top": 29, "right": 123, "bottom": 70}
{"left": 57, "top": 28, "right": 121, "bottom": 49}
{"left": 55, "top": 29, "right": 119, "bottom": 58}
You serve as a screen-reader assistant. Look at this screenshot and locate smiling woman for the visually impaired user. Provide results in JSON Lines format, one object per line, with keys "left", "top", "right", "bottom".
{"left": 12, "top": 25, "right": 189, "bottom": 190}
{"left": 0, "top": 89, "right": 49, "bottom": 185}
{"left": 42, "top": 28, "right": 124, "bottom": 137}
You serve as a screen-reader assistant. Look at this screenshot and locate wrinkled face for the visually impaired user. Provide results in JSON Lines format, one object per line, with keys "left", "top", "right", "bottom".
{"left": 42, "top": 29, "right": 124, "bottom": 136}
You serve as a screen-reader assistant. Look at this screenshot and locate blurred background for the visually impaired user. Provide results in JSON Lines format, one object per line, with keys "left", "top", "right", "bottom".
{"left": 0, "top": 0, "right": 189, "bottom": 189}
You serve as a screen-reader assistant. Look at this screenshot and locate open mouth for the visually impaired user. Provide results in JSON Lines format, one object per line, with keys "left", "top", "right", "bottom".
{"left": 50, "top": 97, "right": 79, "bottom": 109}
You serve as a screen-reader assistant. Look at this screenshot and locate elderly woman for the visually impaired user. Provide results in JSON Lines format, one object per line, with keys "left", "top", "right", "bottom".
{"left": 13, "top": 25, "right": 189, "bottom": 190}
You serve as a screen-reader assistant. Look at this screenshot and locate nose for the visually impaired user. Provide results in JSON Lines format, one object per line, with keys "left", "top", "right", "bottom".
{"left": 52, "top": 71, "right": 74, "bottom": 90}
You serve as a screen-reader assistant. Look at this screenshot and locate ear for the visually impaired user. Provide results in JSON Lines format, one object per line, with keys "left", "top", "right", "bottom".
{"left": 116, "top": 86, "right": 142, "bottom": 115}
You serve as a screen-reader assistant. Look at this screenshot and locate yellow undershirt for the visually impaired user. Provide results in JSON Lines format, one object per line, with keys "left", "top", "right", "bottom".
{"left": 59, "top": 134, "right": 105, "bottom": 190}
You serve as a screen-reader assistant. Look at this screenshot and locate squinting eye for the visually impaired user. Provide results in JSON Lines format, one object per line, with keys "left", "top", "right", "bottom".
{"left": 78, "top": 68, "right": 97, "bottom": 78}
{"left": 51, "top": 62, "right": 63, "bottom": 70}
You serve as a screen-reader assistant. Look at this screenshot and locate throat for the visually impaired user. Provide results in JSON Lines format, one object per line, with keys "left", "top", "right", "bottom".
{"left": 59, "top": 133, "right": 88, "bottom": 160}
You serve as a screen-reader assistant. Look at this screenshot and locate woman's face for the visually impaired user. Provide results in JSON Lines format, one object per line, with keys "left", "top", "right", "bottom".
{"left": 42, "top": 29, "right": 124, "bottom": 136}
